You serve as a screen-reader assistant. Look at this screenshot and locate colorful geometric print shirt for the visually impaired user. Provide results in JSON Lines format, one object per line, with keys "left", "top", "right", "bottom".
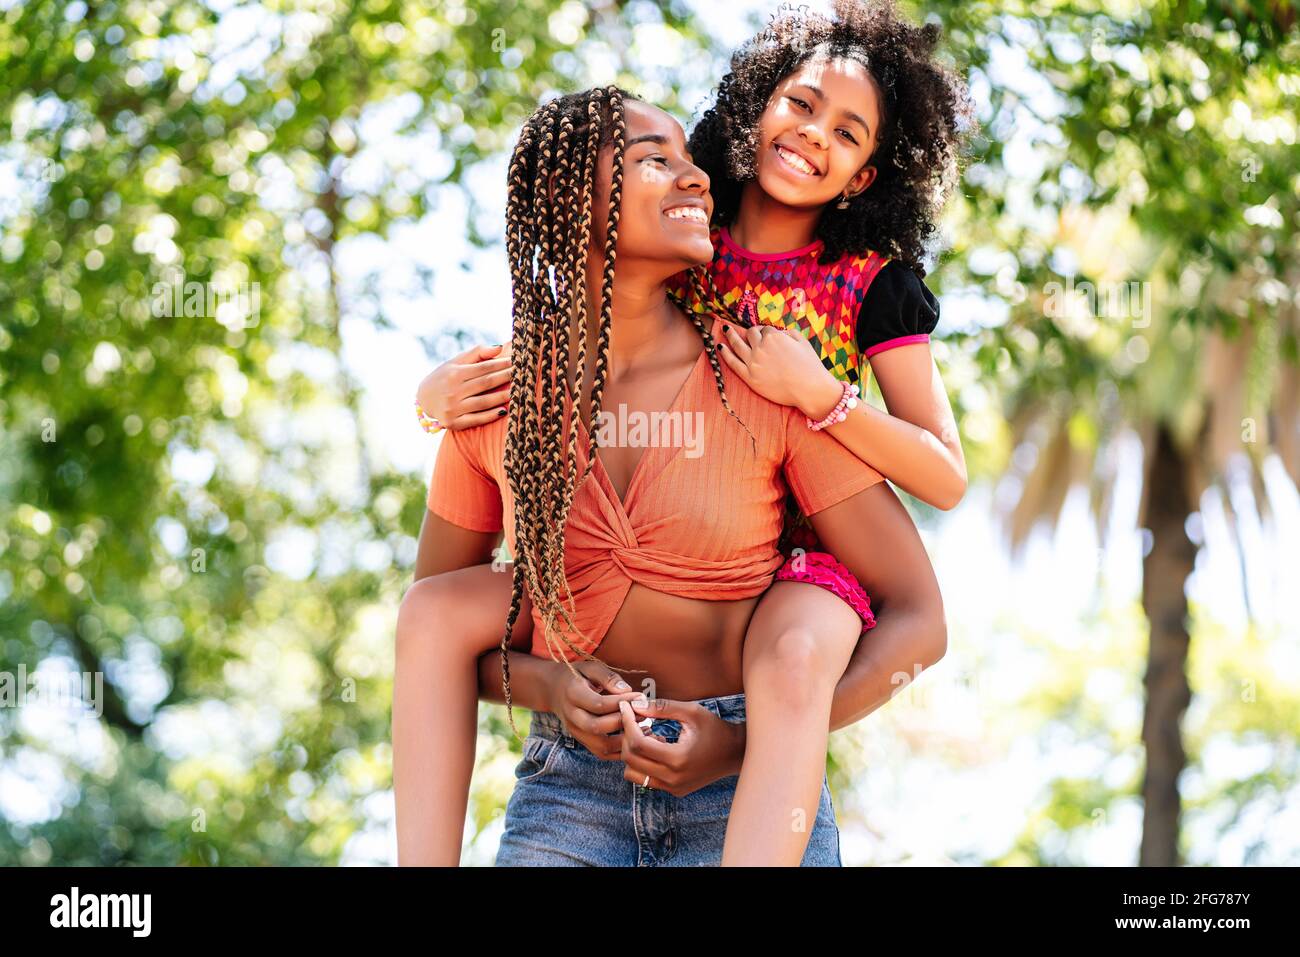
{"left": 667, "top": 225, "right": 940, "bottom": 558}
{"left": 668, "top": 226, "right": 940, "bottom": 389}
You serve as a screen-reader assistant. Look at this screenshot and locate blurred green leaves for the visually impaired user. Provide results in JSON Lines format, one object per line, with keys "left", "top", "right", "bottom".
{"left": 0, "top": 0, "right": 714, "bottom": 865}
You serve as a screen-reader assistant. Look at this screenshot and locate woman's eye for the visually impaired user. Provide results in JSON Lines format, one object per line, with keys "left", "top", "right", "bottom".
{"left": 645, "top": 155, "right": 670, "bottom": 166}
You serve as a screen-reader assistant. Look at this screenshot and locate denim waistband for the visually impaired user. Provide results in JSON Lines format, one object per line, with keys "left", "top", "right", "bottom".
{"left": 528, "top": 691, "right": 746, "bottom": 749}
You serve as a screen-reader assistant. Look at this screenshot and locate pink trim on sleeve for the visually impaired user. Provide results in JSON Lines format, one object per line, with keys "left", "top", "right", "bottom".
{"left": 863, "top": 333, "right": 930, "bottom": 359}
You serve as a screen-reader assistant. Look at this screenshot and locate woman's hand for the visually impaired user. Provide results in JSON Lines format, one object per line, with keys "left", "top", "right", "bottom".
{"left": 717, "top": 323, "right": 842, "bottom": 419}
{"left": 416, "top": 342, "right": 513, "bottom": 430}
{"left": 540, "top": 658, "right": 647, "bottom": 758}
{"left": 615, "top": 697, "right": 746, "bottom": 797}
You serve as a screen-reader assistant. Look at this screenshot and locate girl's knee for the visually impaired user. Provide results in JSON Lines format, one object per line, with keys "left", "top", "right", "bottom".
{"left": 396, "top": 571, "right": 519, "bottom": 657}
{"left": 395, "top": 575, "right": 456, "bottom": 652}
{"left": 746, "top": 626, "right": 828, "bottom": 698}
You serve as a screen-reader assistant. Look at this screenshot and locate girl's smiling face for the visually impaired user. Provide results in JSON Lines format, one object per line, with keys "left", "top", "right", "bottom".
{"left": 753, "top": 55, "right": 883, "bottom": 210}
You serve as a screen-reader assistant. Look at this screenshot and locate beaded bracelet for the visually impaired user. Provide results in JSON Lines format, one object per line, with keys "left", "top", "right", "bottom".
{"left": 415, "top": 400, "right": 444, "bottom": 435}
{"left": 807, "top": 381, "right": 859, "bottom": 432}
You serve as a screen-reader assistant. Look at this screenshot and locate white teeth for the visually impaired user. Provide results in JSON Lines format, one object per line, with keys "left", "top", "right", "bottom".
{"left": 777, "top": 145, "right": 817, "bottom": 175}
{"left": 665, "top": 206, "right": 707, "bottom": 222}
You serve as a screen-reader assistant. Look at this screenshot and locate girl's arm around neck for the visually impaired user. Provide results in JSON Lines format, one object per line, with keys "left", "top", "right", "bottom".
{"left": 808, "top": 346, "right": 968, "bottom": 510}
{"left": 806, "top": 481, "right": 948, "bottom": 732}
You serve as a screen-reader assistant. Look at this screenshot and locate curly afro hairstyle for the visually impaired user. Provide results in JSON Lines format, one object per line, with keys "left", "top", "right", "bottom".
{"left": 687, "top": 0, "right": 973, "bottom": 275}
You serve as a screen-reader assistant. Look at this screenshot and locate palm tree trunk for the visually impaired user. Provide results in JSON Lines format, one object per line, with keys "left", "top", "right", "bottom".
{"left": 1138, "top": 423, "right": 1196, "bottom": 865}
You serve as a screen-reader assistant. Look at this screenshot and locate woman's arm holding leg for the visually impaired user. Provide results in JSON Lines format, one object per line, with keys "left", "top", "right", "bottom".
{"left": 619, "top": 472, "right": 946, "bottom": 797}
{"left": 807, "top": 481, "right": 948, "bottom": 732}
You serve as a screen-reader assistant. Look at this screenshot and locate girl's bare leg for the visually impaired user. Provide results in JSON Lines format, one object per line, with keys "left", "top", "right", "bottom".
{"left": 393, "top": 563, "right": 532, "bottom": 866}
{"left": 723, "top": 580, "right": 861, "bottom": 866}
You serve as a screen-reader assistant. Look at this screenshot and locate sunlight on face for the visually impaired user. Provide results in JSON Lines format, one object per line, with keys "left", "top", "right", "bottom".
{"left": 753, "top": 55, "right": 883, "bottom": 210}
{"left": 590, "top": 99, "right": 714, "bottom": 271}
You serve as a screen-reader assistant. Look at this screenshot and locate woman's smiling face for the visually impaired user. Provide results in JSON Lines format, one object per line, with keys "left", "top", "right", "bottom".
{"left": 590, "top": 99, "right": 715, "bottom": 271}
{"left": 752, "top": 55, "right": 883, "bottom": 210}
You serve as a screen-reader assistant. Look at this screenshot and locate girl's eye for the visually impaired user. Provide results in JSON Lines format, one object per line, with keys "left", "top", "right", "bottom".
{"left": 645, "top": 155, "right": 670, "bottom": 166}
{"left": 838, "top": 130, "right": 858, "bottom": 145}
{"left": 787, "top": 96, "right": 810, "bottom": 111}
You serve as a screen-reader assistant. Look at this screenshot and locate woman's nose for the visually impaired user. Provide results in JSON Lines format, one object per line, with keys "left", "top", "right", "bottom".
{"left": 679, "top": 163, "right": 709, "bottom": 193}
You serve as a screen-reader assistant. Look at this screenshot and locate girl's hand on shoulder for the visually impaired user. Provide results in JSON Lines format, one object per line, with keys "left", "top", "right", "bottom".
{"left": 717, "top": 323, "right": 838, "bottom": 413}
{"left": 616, "top": 697, "right": 746, "bottom": 796}
{"left": 416, "top": 341, "right": 513, "bottom": 431}
{"left": 541, "top": 658, "right": 645, "bottom": 759}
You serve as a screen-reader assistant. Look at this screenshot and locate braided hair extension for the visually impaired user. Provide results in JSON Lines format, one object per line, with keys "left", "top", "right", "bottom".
{"left": 498, "top": 86, "right": 639, "bottom": 737}
{"left": 497, "top": 87, "right": 750, "bottom": 737}
{"left": 670, "top": 266, "right": 758, "bottom": 455}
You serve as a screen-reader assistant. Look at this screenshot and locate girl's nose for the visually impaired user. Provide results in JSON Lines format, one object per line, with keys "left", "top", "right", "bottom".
{"left": 798, "top": 122, "right": 827, "bottom": 150}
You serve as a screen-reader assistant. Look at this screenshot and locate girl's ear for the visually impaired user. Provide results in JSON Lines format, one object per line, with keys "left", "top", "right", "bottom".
{"left": 848, "top": 164, "right": 877, "bottom": 197}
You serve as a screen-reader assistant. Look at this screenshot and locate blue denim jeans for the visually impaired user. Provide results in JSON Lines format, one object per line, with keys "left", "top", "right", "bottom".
{"left": 494, "top": 691, "right": 842, "bottom": 866}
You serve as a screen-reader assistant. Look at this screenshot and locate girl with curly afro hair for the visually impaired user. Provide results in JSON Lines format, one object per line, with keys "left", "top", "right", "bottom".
{"left": 660, "top": 0, "right": 973, "bottom": 862}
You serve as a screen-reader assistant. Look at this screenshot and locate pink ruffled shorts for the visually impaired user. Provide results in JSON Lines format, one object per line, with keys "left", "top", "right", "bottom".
{"left": 774, "top": 550, "right": 877, "bottom": 634}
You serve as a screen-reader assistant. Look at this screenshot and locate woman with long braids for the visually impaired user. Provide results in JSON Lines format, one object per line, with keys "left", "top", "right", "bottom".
{"left": 393, "top": 85, "right": 945, "bottom": 866}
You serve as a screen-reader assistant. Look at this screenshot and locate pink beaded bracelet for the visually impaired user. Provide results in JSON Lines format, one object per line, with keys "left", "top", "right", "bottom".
{"left": 415, "top": 400, "right": 444, "bottom": 435}
{"left": 807, "top": 381, "right": 859, "bottom": 432}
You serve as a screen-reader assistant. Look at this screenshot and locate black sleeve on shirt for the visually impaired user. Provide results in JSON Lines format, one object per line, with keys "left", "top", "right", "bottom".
{"left": 856, "top": 260, "right": 940, "bottom": 356}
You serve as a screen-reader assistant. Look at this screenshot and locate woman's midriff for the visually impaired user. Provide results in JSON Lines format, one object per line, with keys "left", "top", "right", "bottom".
{"left": 594, "top": 581, "right": 762, "bottom": 701}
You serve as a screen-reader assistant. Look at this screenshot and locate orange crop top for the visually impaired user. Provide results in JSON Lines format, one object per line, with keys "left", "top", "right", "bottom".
{"left": 426, "top": 314, "right": 885, "bottom": 661}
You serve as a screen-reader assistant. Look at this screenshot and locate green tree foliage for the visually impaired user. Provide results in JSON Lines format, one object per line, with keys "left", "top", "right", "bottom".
{"left": 3, "top": 0, "right": 1294, "bottom": 867}
{"left": 922, "top": 0, "right": 1299, "bottom": 864}
{"left": 0, "top": 0, "right": 714, "bottom": 865}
